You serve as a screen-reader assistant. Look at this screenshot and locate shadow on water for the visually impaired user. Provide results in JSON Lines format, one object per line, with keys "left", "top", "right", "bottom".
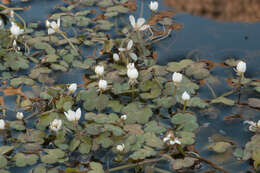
{"left": 2, "top": 0, "right": 260, "bottom": 172}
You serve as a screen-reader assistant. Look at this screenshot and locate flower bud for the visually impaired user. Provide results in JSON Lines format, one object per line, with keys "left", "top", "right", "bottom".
{"left": 121, "top": 115, "right": 127, "bottom": 120}
{"left": 99, "top": 80, "right": 107, "bottom": 90}
{"left": 95, "top": 65, "right": 104, "bottom": 76}
{"left": 50, "top": 119, "right": 62, "bottom": 132}
{"left": 149, "top": 1, "right": 159, "bottom": 11}
{"left": 236, "top": 61, "right": 246, "bottom": 74}
{"left": 116, "top": 144, "right": 125, "bottom": 152}
{"left": 16, "top": 112, "right": 24, "bottom": 120}
{"left": 68, "top": 83, "right": 77, "bottom": 93}
{"left": 0, "top": 119, "right": 5, "bottom": 130}
{"left": 172, "top": 72, "right": 182, "bottom": 84}
{"left": 113, "top": 53, "right": 120, "bottom": 62}
{"left": 182, "top": 91, "right": 190, "bottom": 101}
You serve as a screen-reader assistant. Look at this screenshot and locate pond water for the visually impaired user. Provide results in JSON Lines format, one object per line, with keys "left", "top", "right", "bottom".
{"left": 1, "top": 0, "right": 260, "bottom": 172}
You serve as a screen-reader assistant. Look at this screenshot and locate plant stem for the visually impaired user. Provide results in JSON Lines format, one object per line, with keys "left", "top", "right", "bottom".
{"left": 173, "top": 85, "right": 177, "bottom": 97}
{"left": 237, "top": 74, "right": 242, "bottom": 104}
{"left": 58, "top": 31, "right": 78, "bottom": 54}
{"left": 131, "top": 84, "right": 134, "bottom": 99}
{"left": 183, "top": 100, "right": 187, "bottom": 113}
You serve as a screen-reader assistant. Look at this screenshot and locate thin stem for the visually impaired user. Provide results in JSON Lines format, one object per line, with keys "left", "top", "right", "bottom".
{"left": 173, "top": 85, "right": 177, "bottom": 97}
{"left": 183, "top": 100, "right": 187, "bottom": 113}
{"left": 237, "top": 74, "right": 242, "bottom": 104}
{"left": 58, "top": 30, "right": 78, "bottom": 54}
{"left": 131, "top": 84, "right": 134, "bottom": 99}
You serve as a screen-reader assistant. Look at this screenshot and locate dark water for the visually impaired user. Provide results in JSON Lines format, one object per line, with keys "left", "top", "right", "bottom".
{"left": 2, "top": 0, "right": 260, "bottom": 172}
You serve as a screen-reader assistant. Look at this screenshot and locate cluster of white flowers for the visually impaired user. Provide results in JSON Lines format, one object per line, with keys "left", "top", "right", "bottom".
{"left": 16, "top": 112, "right": 24, "bottom": 120}
{"left": 163, "top": 134, "right": 181, "bottom": 145}
{"left": 46, "top": 18, "right": 60, "bottom": 35}
{"left": 244, "top": 120, "right": 260, "bottom": 132}
{"left": 50, "top": 119, "right": 62, "bottom": 132}
{"left": 0, "top": 119, "right": 5, "bottom": 130}
{"left": 68, "top": 83, "right": 77, "bottom": 93}
{"left": 116, "top": 144, "right": 125, "bottom": 152}
{"left": 64, "top": 108, "right": 81, "bottom": 122}
{"left": 235, "top": 61, "right": 246, "bottom": 76}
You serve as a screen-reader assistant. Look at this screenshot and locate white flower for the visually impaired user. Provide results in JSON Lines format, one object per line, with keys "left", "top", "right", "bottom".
{"left": 163, "top": 136, "right": 170, "bottom": 143}
{"left": 127, "top": 63, "right": 135, "bottom": 69}
{"left": 50, "top": 119, "right": 62, "bottom": 132}
{"left": 127, "top": 66, "right": 138, "bottom": 80}
{"left": 10, "top": 22, "right": 24, "bottom": 38}
{"left": 113, "top": 53, "right": 120, "bottom": 62}
{"left": 116, "top": 144, "right": 125, "bottom": 152}
{"left": 129, "top": 15, "right": 149, "bottom": 31}
{"left": 236, "top": 61, "right": 246, "bottom": 74}
{"left": 149, "top": 1, "right": 159, "bottom": 11}
{"left": 16, "top": 112, "right": 24, "bottom": 120}
{"left": 121, "top": 115, "right": 127, "bottom": 120}
{"left": 118, "top": 40, "right": 133, "bottom": 52}
{"left": 244, "top": 120, "right": 260, "bottom": 132}
{"left": 182, "top": 91, "right": 190, "bottom": 101}
{"left": 169, "top": 138, "right": 181, "bottom": 145}
{"left": 46, "top": 18, "right": 60, "bottom": 35}
{"left": 99, "top": 80, "right": 107, "bottom": 91}
{"left": 0, "top": 119, "right": 5, "bottom": 130}
{"left": 95, "top": 65, "right": 104, "bottom": 76}
{"left": 64, "top": 108, "right": 81, "bottom": 122}
{"left": 172, "top": 72, "right": 182, "bottom": 84}
{"left": 68, "top": 83, "right": 77, "bottom": 93}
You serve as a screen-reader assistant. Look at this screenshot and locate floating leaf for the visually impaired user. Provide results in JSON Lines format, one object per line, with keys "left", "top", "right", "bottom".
{"left": 208, "top": 142, "right": 232, "bottom": 153}
{"left": 171, "top": 157, "right": 197, "bottom": 170}
{"left": 88, "top": 162, "right": 104, "bottom": 173}
{"left": 14, "top": 153, "right": 38, "bottom": 167}
{"left": 171, "top": 113, "right": 198, "bottom": 132}
{"left": 211, "top": 96, "right": 235, "bottom": 106}
{"left": 130, "top": 146, "right": 157, "bottom": 160}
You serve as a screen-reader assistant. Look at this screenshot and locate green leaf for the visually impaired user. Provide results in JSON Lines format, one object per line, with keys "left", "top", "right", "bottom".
{"left": 0, "top": 155, "right": 7, "bottom": 169}
{"left": 130, "top": 146, "right": 157, "bottom": 160}
{"left": 9, "top": 120, "right": 26, "bottom": 131}
{"left": 41, "top": 149, "right": 66, "bottom": 164}
{"left": 211, "top": 96, "right": 235, "bottom": 106}
{"left": 14, "top": 153, "right": 38, "bottom": 167}
{"left": 122, "top": 102, "right": 153, "bottom": 124}
{"left": 10, "top": 77, "right": 34, "bottom": 87}
{"left": 208, "top": 142, "right": 232, "bottom": 153}
{"left": 144, "top": 121, "right": 166, "bottom": 134}
{"left": 144, "top": 132, "right": 164, "bottom": 149}
{"left": 33, "top": 164, "right": 47, "bottom": 173}
{"left": 88, "top": 162, "right": 104, "bottom": 173}
{"left": 167, "top": 59, "right": 194, "bottom": 72}
{"left": 171, "top": 113, "right": 198, "bottom": 132}
{"left": 0, "top": 146, "right": 14, "bottom": 155}
{"left": 69, "top": 138, "right": 81, "bottom": 152}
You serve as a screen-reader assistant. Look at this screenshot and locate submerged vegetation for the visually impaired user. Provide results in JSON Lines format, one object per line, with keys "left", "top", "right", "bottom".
{"left": 0, "top": 0, "right": 259, "bottom": 173}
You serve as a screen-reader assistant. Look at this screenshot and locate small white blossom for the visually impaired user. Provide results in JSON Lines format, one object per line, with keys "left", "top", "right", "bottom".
{"left": 16, "top": 112, "right": 24, "bottom": 120}
{"left": 10, "top": 22, "right": 24, "bottom": 38}
{"left": 182, "top": 91, "right": 190, "bottom": 101}
{"left": 50, "top": 119, "right": 62, "bottom": 132}
{"left": 98, "top": 80, "right": 107, "bottom": 91}
{"left": 68, "top": 83, "right": 77, "bottom": 93}
{"left": 236, "top": 61, "right": 246, "bottom": 74}
{"left": 127, "top": 65, "right": 138, "bottom": 80}
{"left": 116, "top": 144, "right": 125, "bottom": 152}
{"left": 244, "top": 120, "right": 260, "bottom": 132}
{"left": 118, "top": 40, "right": 133, "bottom": 52}
{"left": 113, "top": 53, "right": 120, "bottom": 62}
{"left": 172, "top": 72, "right": 182, "bottom": 84}
{"left": 149, "top": 1, "right": 159, "bottom": 11}
{"left": 129, "top": 15, "right": 149, "bottom": 31}
{"left": 64, "top": 108, "right": 81, "bottom": 122}
{"left": 46, "top": 18, "right": 60, "bottom": 35}
{"left": 121, "top": 115, "right": 127, "bottom": 120}
{"left": 95, "top": 65, "right": 104, "bottom": 76}
{"left": 169, "top": 138, "right": 181, "bottom": 145}
{"left": 0, "top": 119, "right": 5, "bottom": 130}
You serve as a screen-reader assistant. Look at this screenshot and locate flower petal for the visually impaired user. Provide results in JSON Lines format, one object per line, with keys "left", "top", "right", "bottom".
{"left": 75, "top": 108, "right": 81, "bottom": 121}
{"left": 137, "top": 18, "right": 145, "bottom": 28}
{"left": 129, "top": 15, "right": 135, "bottom": 28}
{"left": 127, "top": 40, "right": 133, "bottom": 50}
{"left": 129, "top": 52, "right": 138, "bottom": 61}
{"left": 139, "top": 24, "right": 150, "bottom": 31}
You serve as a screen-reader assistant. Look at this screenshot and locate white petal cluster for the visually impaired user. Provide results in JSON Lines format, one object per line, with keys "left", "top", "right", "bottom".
{"left": 118, "top": 40, "right": 133, "bottom": 52}
{"left": 116, "top": 144, "right": 125, "bottom": 152}
{"left": 236, "top": 61, "right": 246, "bottom": 74}
{"left": 149, "top": 1, "right": 159, "bottom": 11}
{"left": 10, "top": 22, "right": 24, "bottom": 38}
{"left": 163, "top": 134, "right": 181, "bottom": 145}
{"left": 95, "top": 65, "right": 104, "bottom": 76}
{"left": 182, "top": 91, "right": 190, "bottom": 101}
{"left": 50, "top": 119, "right": 62, "bottom": 132}
{"left": 113, "top": 53, "right": 120, "bottom": 62}
{"left": 16, "top": 112, "right": 24, "bottom": 120}
{"left": 46, "top": 18, "right": 60, "bottom": 35}
{"left": 172, "top": 72, "right": 182, "bottom": 85}
{"left": 64, "top": 108, "right": 81, "bottom": 122}
{"left": 99, "top": 80, "right": 107, "bottom": 91}
{"left": 120, "top": 114, "right": 127, "bottom": 120}
{"left": 68, "top": 83, "right": 77, "bottom": 93}
{"left": 0, "top": 119, "right": 5, "bottom": 130}
{"left": 129, "top": 15, "right": 150, "bottom": 31}
{"left": 244, "top": 120, "right": 260, "bottom": 132}
{"left": 127, "top": 63, "right": 138, "bottom": 80}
